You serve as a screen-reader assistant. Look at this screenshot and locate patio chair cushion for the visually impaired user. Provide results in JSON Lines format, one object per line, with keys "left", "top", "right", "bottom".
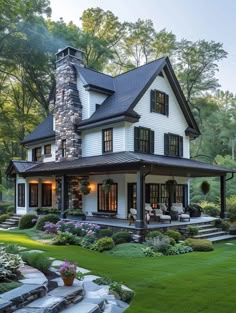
{"left": 159, "top": 203, "right": 168, "bottom": 211}
{"left": 171, "top": 206, "right": 184, "bottom": 214}
{"left": 159, "top": 214, "right": 171, "bottom": 223}
{"left": 179, "top": 213, "right": 190, "bottom": 222}
{"left": 153, "top": 208, "right": 163, "bottom": 216}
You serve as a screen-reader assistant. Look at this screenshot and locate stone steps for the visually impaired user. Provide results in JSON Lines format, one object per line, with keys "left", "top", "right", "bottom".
{"left": 207, "top": 234, "right": 236, "bottom": 243}
{"left": 0, "top": 214, "right": 20, "bottom": 229}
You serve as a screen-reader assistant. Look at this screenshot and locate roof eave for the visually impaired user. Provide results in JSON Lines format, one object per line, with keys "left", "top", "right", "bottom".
{"left": 84, "top": 84, "right": 114, "bottom": 95}
{"left": 22, "top": 134, "right": 55, "bottom": 146}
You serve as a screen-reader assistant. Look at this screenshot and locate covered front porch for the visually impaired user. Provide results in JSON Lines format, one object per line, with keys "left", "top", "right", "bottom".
{"left": 7, "top": 152, "right": 235, "bottom": 231}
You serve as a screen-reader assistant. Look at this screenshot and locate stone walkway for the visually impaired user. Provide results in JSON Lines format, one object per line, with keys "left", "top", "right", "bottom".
{"left": 0, "top": 250, "right": 131, "bottom": 313}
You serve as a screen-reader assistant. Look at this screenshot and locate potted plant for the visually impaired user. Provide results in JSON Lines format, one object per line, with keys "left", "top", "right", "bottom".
{"left": 186, "top": 204, "right": 202, "bottom": 217}
{"left": 79, "top": 179, "right": 91, "bottom": 195}
{"left": 200, "top": 181, "right": 210, "bottom": 199}
{"left": 102, "top": 179, "right": 114, "bottom": 193}
{"left": 165, "top": 180, "right": 177, "bottom": 194}
{"left": 59, "top": 260, "right": 77, "bottom": 286}
{"left": 66, "top": 208, "right": 86, "bottom": 221}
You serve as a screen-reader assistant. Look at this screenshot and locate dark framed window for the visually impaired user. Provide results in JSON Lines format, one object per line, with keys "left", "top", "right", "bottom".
{"left": 44, "top": 144, "right": 51, "bottom": 156}
{"left": 102, "top": 128, "right": 113, "bottom": 153}
{"left": 62, "top": 139, "right": 66, "bottom": 157}
{"left": 164, "top": 133, "right": 183, "bottom": 157}
{"left": 29, "top": 183, "right": 38, "bottom": 207}
{"left": 160, "top": 184, "right": 168, "bottom": 205}
{"left": 150, "top": 89, "right": 169, "bottom": 116}
{"left": 98, "top": 183, "right": 117, "bottom": 212}
{"left": 42, "top": 183, "right": 52, "bottom": 207}
{"left": 127, "top": 183, "right": 137, "bottom": 211}
{"left": 146, "top": 184, "right": 159, "bottom": 207}
{"left": 134, "top": 127, "right": 154, "bottom": 154}
{"left": 18, "top": 183, "right": 25, "bottom": 207}
{"left": 32, "top": 147, "right": 41, "bottom": 161}
{"left": 175, "top": 184, "right": 185, "bottom": 204}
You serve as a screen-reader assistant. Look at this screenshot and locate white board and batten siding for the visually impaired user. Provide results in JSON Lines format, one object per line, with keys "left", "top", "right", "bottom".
{"left": 127, "top": 72, "right": 190, "bottom": 157}
{"left": 82, "top": 123, "right": 126, "bottom": 157}
{"left": 78, "top": 76, "right": 108, "bottom": 120}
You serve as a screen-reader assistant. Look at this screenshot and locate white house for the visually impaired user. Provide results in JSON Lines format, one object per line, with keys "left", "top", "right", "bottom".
{"left": 7, "top": 46, "right": 233, "bottom": 229}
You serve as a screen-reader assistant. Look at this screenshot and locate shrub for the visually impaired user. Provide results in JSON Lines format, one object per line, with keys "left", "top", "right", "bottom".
{"left": 166, "top": 230, "right": 181, "bottom": 242}
{"left": 36, "top": 214, "right": 60, "bottom": 231}
{"left": 145, "top": 235, "right": 170, "bottom": 255}
{"left": 0, "top": 213, "right": 10, "bottom": 224}
{"left": 142, "top": 247, "right": 162, "bottom": 257}
{"left": 81, "top": 234, "right": 97, "bottom": 249}
{"left": 0, "top": 247, "right": 24, "bottom": 281}
{"left": 112, "top": 231, "right": 131, "bottom": 245}
{"left": 146, "top": 230, "right": 163, "bottom": 239}
{"left": 19, "top": 214, "right": 37, "bottom": 229}
{"left": 98, "top": 228, "right": 113, "bottom": 238}
{"left": 95, "top": 237, "right": 114, "bottom": 252}
{"left": 186, "top": 204, "right": 202, "bottom": 217}
{"left": 0, "top": 202, "right": 14, "bottom": 214}
{"left": 94, "top": 276, "right": 113, "bottom": 285}
{"left": 109, "top": 281, "right": 134, "bottom": 303}
{"left": 4, "top": 244, "right": 20, "bottom": 254}
{"left": 185, "top": 238, "right": 214, "bottom": 251}
{"left": 187, "top": 225, "right": 199, "bottom": 237}
{"left": 164, "top": 243, "right": 193, "bottom": 256}
{"left": 21, "top": 252, "right": 52, "bottom": 274}
{"left": 53, "top": 231, "right": 76, "bottom": 245}
{"left": 214, "top": 219, "right": 230, "bottom": 231}
{"left": 226, "top": 196, "right": 236, "bottom": 221}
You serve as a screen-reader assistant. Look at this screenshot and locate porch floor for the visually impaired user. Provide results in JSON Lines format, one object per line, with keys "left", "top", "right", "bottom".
{"left": 86, "top": 216, "right": 217, "bottom": 230}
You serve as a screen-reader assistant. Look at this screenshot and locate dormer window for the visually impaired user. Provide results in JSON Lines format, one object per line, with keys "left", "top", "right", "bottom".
{"left": 150, "top": 90, "right": 169, "bottom": 116}
{"left": 32, "top": 147, "right": 41, "bottom": 161}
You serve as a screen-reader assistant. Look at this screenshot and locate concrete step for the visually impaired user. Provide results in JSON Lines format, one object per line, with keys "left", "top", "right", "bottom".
{"left": 1, "top": 221, "right": 18, "bottom": 226}
{"left": 208, "top": 234, "right": 236, "bottom": 243}
{"left": 198, "top": 227, "right": 221, "bottom": 234}
{"left": 195, "top": 231, "right": 226, "bottom": 239}
{"left": 0, "top": 223, "right": 15, "bottom": 229}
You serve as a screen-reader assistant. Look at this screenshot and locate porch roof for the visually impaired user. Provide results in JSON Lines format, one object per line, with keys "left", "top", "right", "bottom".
{"left": 7, "top": 152, "right": 236, "bottom": 178}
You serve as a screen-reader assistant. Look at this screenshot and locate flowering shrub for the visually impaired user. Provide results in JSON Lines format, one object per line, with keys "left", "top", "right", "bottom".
{"left": 44, "top": 220, "right": 100, "bottom": 237}
{"left": 59, "top": 260, "right": 77, "bottom": 278}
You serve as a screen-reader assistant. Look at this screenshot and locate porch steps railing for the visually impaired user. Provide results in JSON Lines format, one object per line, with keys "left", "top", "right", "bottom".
{"left": 0, "top": 214, "right": 21, "bottom": 229}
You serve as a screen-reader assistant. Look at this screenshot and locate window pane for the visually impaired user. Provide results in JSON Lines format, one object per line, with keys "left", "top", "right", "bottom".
{"left": 42, "top": 183, "right": 52, "bottom": 207}
{"left": 149, "top": 184, "right": 159, "bottom": 207}
{"left": 18, "top": 184, "right": 25, "bottom": 207}
{"left": 98, "top": 184, "right": 117, "bottom": 212}
{"left": 138, "top": 128, "right": 150, "bottom": 153}
{"left": 169, "top": 134, "right": 179, "bottom": 156}
{"left": 29, "top": 183, "right": 38, "bottom": 207}
{"left": 103, "top": 129, "right": 113, "bottom": 153}
{"left": 154, "top": 91, "right": 165, "bottom": 114}
{"left": 44, "top": 144, "right": 51, "bottom": 155}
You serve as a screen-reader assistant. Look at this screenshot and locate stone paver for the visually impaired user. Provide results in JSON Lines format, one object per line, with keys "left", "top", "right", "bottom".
{"left": 48, "top": 285, "right": 83, "bottom": 298}
{"left": 27, "top": 295, "right": 65, "bottom": 310}
{"left": 83, "top": 281, "right": 103, "bottom": 292}
{"left": 61, "top": 302, "right": 100, "bottom": 313}
{"left": 0, "top": 298, "right": 12, "bottom": 311}
{"left": 83, "top": 275, "right": 100, "bottom": 282}
{"left": 76, "top": 266, "right": 90, "bottom": 274}
{"left": 0, "top": 284, "right": 46, "bottom": 301}
{"left": 51, "top": 260, "right": 64, "bottom": 267}
{"left": 15, "top": 308, "right": 46, "bottom": 313}
{"left": 82, "top": 298, "right": 106, "bottom": 311}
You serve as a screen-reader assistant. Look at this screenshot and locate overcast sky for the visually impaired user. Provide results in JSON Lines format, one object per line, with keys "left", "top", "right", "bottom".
{"left": 50, "top": 0, "right": 236, "bottom": 94}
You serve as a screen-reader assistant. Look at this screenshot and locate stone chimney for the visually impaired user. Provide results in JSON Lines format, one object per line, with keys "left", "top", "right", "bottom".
{"left": 54, "top": 46, "right": 83, "bottom": 161}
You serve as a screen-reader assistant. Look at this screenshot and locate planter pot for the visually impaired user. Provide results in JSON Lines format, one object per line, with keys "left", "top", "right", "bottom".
{"left": 61, "top": 275, "right": 75, "bottom": 286}
{"left": 67, "top": 214, "right": 86, "bottom": 221}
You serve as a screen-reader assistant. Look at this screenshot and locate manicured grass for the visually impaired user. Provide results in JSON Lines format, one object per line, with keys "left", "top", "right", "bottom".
{"left": 1, "top": 230, "right": 236, "bottom": 313}
{"left": 104, "top": 243, "right": 145, "bottom": 257}
{"left": 0, "top": 281, "right": 22, "bottom": 294}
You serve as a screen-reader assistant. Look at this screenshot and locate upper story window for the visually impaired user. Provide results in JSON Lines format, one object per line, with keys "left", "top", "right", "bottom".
{"left": 134, "top": 127, "right": 154, "bottom": 154}
{"left": 102, "top": 128, "right": 113, "bottom": 153}
{"left": 62, "top": 139, "right": 66, "bottom": 158}
{"left": 44, "top": 144, "right": 51, "bottom": 157}
{"left": 32, "top": 147, "right": 41, "bottom": 161}
{"left": 150, "top": 90, "right": 169, "bottom": 116}
{"left": 164, "top": 133, "right": 183, "bottom": 157}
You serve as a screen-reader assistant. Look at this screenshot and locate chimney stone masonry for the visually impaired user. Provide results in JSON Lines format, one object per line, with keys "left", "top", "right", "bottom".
{"left": 54, "top": 46, "right": 84, "bottom": 161}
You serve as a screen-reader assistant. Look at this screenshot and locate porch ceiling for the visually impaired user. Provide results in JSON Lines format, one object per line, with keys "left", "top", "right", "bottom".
{"left": 8, "top": 151, "right": 235, "bottom": 178}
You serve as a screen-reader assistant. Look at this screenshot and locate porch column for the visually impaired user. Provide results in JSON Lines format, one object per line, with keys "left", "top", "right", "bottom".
{"left": 220, "top": 175, "right": 226, "bottom": 219}
{"left": 61, "top": 175, "right": 68, "bottom": 218}
{"left": 135, "top": 169, "right": 146, "bottom": 229}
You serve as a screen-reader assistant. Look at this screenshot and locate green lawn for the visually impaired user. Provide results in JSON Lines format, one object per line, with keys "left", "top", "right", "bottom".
{"left": 1, "top": 230, "right": 236, "bottom": 313}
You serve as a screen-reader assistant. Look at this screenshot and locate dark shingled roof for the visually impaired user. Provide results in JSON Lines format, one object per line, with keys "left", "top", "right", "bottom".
{"left": 75, "top": 65, "right": 115, "bottom": 92}
{"left": 6, "top": 160, "right": 39, "bottom": 175}
{"left": 8, "top": 152, "right": 234, "bottom": 177}
{"left": 22, "top": 114, "right": 55, "bottom": 145}
{"left": 78, "top": 58, "right": 166, "bottom": 127}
